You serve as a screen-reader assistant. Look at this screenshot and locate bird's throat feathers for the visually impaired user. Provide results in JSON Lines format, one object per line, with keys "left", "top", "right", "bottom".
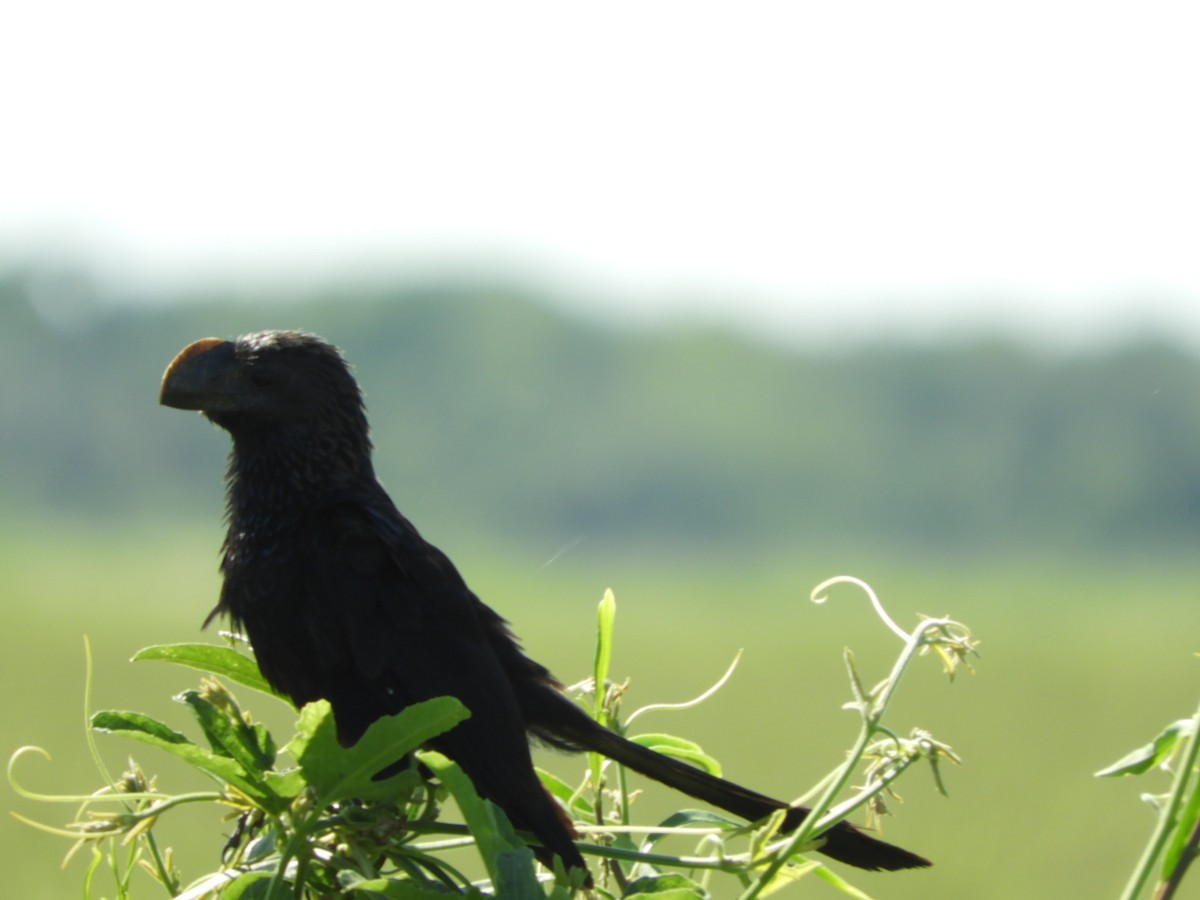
{"left": 216, "top": 426, "right": 377, "bottom": 628}
{"left": 224, "top": 422, "right": 375, "bottom": 521}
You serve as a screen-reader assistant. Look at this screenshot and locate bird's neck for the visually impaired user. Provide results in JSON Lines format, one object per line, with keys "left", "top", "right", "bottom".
{"left": 224, "top": 426, "right": 375, "bottom": 525}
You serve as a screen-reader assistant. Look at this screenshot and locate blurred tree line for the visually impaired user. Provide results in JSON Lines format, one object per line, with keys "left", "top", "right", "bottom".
{"left": 3, "top": 264, "right": 1199, "bottom": 559}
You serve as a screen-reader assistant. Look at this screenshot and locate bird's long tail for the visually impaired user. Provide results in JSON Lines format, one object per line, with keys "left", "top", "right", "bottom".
{"left": 534, "top": 696, "right": 930, "bottom": 872}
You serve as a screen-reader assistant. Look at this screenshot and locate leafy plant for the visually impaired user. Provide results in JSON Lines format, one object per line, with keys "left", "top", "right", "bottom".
{"left": 1099, "top": 703, "right": 1200, "bottom": 899}
{"left": 10, "top": 582, "right": 972, "bottom": 898}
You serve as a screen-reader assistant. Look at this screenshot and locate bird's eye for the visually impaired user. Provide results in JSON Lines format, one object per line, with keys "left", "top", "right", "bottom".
{"left": 248, "top": 369, "right": 274, "bottom": 388}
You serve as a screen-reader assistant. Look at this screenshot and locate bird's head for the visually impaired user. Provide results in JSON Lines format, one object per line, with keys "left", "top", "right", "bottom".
{"left": 161, "top": 330, "right": 371, "bottom": 451}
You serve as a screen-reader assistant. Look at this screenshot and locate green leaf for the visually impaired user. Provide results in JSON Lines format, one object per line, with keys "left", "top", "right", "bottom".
{"left": 178, "top": 689, "right": 275, "bottom": 772}
{"left": 1096, "top": 719, "right": 1196, "bottom": 777}
{"left": 339, "top": 870, "right": 459, "bottom": 896}
{"left": 743, "top": 858, "right": 826, "bottom": 898}
{"left": 218, "top": 870, "right": 275, "bottom": 899}
{"left": 287, "top": 698, "right": 468, "bottom": 807}
{"left": 810, "top": 861, "right": 870, "bottom": 898}
{"left": 91, "top": 710, "right": 190, "bottom": 746}
{"left": 1161, "top": 753, "right": 1200, "bottom": 880}
{"left": 593, "top": 588, "right": 616, "bottom": 725}
{"left": 90, "top": 710, "right": 286, "bottom": 811}
{"left": 263, "top": 769, "right": 306, "bottom": 800}
{"left": 629, "top": 733, "right": 723, "bottom": 777}
{"left": 493, "top": 849, "right": 546, "bottom": 898}
{"left": 624, "top": 873, "right": 710, "bottom": 898}
{"left": 537, "top": 767, "right": 595, "bottom": 819}
{"left": 418, "top": 750, "right": 543, "bottom": 897}
{"left": 133, "top": 643, "right": 287, "bottom": 702}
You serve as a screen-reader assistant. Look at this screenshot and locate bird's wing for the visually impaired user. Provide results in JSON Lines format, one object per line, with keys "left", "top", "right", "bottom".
{"left": 298, "top": 499, "right": 522, "bottom": 739}
{"left": 292, "top": 496, "right": 585, "bottom": 867}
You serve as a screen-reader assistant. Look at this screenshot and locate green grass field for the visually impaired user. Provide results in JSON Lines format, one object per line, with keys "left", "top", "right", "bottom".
{"left": 4, "top": 522, "right": 1198, "bottom": 898}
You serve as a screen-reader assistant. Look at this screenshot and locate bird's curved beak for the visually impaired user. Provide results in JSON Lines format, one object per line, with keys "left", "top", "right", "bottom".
{"left": 160, "top": 338, "right": 238, "bottom": 411}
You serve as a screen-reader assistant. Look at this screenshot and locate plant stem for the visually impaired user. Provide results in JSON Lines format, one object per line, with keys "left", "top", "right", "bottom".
{"left": 1120, "top": 697, "right": 1200, "bottom": 900}
{"left": 1157, "top": 814, "right": 1200, "bottom": 900}
{"left": 738, "top": 617, "right": 949, "bottom": 899}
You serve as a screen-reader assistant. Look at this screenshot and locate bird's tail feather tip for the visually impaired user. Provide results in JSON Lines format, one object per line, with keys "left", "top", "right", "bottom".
{"left": 819, "top": 825, "right": 932, "bottom": 871}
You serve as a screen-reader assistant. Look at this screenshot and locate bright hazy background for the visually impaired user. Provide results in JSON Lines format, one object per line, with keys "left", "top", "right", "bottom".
{"left": 3, "top": 1, "right": 1198, "bottom": 344}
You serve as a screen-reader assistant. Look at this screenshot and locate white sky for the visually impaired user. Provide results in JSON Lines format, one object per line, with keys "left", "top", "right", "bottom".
{"left": 2, "top": 1, "right": 1197, "bottom": 346}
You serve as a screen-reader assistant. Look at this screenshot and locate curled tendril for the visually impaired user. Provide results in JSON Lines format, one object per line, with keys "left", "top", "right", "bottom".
{"left": 8, "top": 745, "right": 56, "bottom": 802}
{"left": 810, "top": 575, "right": 909, "bottom": 641}
{"left": 810, "top": 577, "right": 981, "bottom": 678}
{"left": 9, "top": 746, "right": 165, "bottom": 807}
{"left": 626, "top": 650, "right": 744, "bottom": 726}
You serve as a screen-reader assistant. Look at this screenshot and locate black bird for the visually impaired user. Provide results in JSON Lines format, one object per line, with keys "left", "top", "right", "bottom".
{"left": 159, "top": 330, "right": 930, "bottom": 880}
